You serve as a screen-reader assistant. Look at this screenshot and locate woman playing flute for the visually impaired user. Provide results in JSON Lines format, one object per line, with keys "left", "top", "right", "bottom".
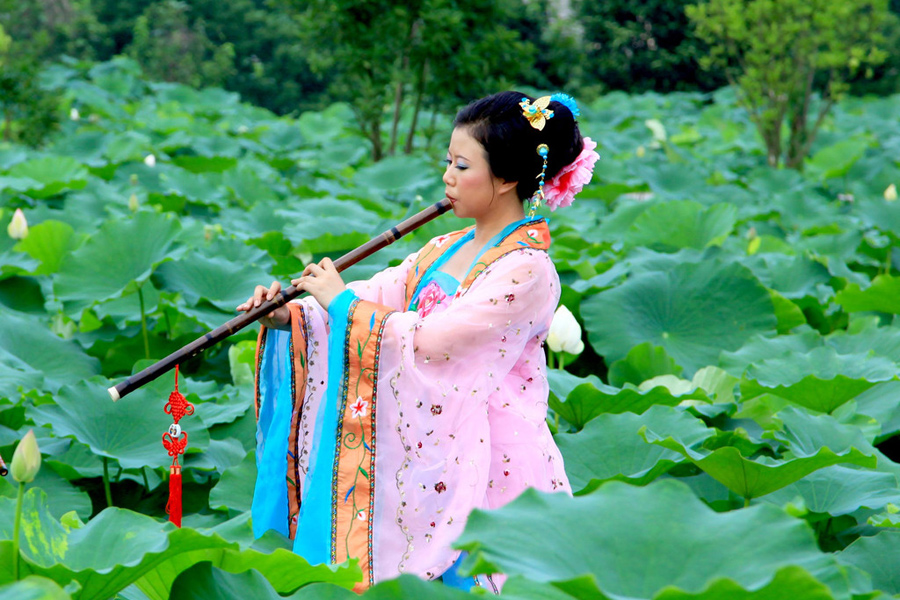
{"left": 237, "top": 91, "right": 599, "bottom": 591}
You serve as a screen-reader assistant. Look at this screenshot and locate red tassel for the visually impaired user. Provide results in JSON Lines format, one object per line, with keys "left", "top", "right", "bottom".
{"left": 167, "top": 464, "right": 182, "bottom": 527}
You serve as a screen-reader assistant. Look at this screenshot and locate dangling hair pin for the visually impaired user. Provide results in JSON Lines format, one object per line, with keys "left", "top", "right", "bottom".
{"left": 520, "top": 96, "right": 554, "bottom": 131}
{"left": 529, "top": 143, "right": 550, "bottom": 217}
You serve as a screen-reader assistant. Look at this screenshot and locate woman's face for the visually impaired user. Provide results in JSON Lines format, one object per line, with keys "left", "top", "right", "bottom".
{"left": 443, "top": 127, "right": 507, "bottom": 220}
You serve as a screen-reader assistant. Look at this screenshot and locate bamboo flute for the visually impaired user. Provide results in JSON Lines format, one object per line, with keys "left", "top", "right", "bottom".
{"left": 108, "top": 197, "right": 453, "bottom": 402}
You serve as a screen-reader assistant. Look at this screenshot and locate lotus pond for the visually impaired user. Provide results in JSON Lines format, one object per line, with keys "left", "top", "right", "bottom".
{"left": 2, "top": 58, "right": 900, "bottom": 599}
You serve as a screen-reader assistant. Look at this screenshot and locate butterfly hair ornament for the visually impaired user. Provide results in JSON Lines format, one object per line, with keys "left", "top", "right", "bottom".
{"left": 519, "top": 96, "right": 554, "bottom": 131}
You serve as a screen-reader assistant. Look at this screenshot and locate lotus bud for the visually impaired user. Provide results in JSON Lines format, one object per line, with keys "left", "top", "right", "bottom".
{"left": 7, "top": 208, "right": 28, "bottom": 240}
{"left": 10, "top": 429, "right": 41, "bottom": 483}
{"left": 70, "top": 107, "right": 80, "bottom": 121}
{"left": 129, "top": 174, "right": 139, "bottom": 186}
{"left": 885, "top": 184, "right": 897, "bottom": 202}
{"left": 635, "top": 145, "right": 646, "bottom": 158}
{"left": 644, "top": 119, "right": 667, "bottom": 143}
{"left": 144, "top": 154, "right": 156, "bottom": 168}
{"left": 129, "top": 193, "right": 139, "bottom": 212}
{"left": 547, "top": 305, "right": 584, "bottom": 355}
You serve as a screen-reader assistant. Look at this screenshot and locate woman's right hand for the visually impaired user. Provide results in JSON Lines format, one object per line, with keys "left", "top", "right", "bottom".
{"left": 236, "top": 281, "right": 291, "bottom": 330}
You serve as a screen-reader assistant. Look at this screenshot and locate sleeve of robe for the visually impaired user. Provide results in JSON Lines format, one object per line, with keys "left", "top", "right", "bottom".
{"left": 253, "top": 247, "right": 558, "bottom": 590}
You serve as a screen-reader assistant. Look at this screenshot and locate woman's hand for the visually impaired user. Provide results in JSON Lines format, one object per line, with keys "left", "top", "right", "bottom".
{"left": 292, "top": 257, "right": 346, "bottom": 310}
{"left": 236, "top": 281, "right": 291, "bottom": 330}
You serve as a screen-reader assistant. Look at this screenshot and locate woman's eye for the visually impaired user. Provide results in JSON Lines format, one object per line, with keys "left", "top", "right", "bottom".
{"left": 443, "top": 158, "right": 452, "bottom": 166}
{"left": 456, "top": 163, "right": 468, "bottom": 170}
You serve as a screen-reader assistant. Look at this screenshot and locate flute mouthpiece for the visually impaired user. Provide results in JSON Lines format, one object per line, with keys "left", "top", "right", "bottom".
{"left": 108, "top": 386, "right": 121, "bottom": 402}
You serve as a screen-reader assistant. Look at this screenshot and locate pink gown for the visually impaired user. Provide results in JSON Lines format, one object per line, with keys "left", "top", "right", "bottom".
{"left": 251, "top": 216, "right": 571, "bottom": 591}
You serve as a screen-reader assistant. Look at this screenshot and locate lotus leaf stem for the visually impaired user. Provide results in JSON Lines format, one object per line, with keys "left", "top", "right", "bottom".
{"left": 103, "top": 456, "right": 113, "bottom": 507}
{"left": 12, "top": 481, "right": 24, "bottom": 580}
{"left": 138, "top": 284, "right": 150, "bottom": 360}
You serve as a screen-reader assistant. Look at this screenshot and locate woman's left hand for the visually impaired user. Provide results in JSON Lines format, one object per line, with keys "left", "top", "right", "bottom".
{"left": 292, "top": 257, "right": 346, "bottom": 310}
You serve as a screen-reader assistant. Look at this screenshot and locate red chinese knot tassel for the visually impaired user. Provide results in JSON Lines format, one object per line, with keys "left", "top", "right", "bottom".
{"left": 168, "top": 465, "right": 182, "bottom": 527}
{"left": 161, "top": 365, "right": 193, "bottom": 527}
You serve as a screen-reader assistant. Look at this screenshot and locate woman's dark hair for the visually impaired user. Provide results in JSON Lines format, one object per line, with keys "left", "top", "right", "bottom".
{"left": 453, "top": 91, "right": 584, "bottom": 201}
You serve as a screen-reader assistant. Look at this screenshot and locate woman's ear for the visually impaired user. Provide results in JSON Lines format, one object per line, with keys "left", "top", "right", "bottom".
{"left": 496, "top": 179, "right": 518, "bottom": 196}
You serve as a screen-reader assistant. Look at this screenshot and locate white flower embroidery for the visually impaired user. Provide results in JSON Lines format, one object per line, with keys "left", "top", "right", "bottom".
{"left": 350, "top": 396, "right": 368, "bottom": 418}
{"left": 357, "top": 510, "right": 366, "bottom": 521}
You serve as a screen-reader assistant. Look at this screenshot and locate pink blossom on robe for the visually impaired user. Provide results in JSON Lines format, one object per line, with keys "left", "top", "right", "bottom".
{"left": 415, "top": 281, "right": 449, "bottom": 317}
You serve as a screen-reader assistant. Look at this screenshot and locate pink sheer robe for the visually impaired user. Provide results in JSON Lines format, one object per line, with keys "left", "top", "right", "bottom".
{"left": 252, "top": 218, "right": 571, "bottom": 591}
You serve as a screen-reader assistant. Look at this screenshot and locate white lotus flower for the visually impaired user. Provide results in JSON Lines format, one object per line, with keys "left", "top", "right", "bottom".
{"left": 547, "top": 305, "right": 584, "bottom": 355}
{"left": 7, "top": 208, "right": 28, "bottom": 240}
{"left": 645, "top": 119, "right": 667, "bottom": 143}
{"left": 885, "top": 183, "right": 897, "bottom": 201}
{"left": 144, "top": 154, "right": 156, "bottom": 167}
{"left": 69, "top": 107, "right": 80, "bottom": 121}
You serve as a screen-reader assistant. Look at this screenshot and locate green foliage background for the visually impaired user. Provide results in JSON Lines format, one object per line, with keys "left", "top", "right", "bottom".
{"left": 2, "top": 0, "right": 900, "bottom": 598}
{"left": 0, "top": 54, "right": 899, "bottom": 598}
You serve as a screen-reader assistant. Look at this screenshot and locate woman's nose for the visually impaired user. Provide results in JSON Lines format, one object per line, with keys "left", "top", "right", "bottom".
{"left": 442, "top": 168, "right": 452, "bottom": 185}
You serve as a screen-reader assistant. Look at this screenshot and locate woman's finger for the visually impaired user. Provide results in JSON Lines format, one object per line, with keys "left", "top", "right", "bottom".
{"left": 266, "top": 280, "right": 281, "bottom": 301}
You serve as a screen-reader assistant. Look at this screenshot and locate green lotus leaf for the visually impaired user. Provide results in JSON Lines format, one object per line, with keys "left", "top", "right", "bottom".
{"left": 159, "top": 168, "right": 226, "bottom": 207}
{"left": 166, "top": 563, "right": 350, "bottom": 600}
{"left": 155, "top": 254, "right": 272, "bottom": 313}
{"left": 855, "top": 381, "right": 900, "bottom": 439}
{"left": 623, "top": 201, "right": 736, "bottom": 252}
{"left": 582, "top": 260, "right": 776, "bottom": 374}
{"left": 454, "top": 480, "right": 850, "bottom": 599}
{"left": 549, "top": 376, "right": 698, "bottom": 431}
{"left": 104, "top": 131, "right": 153, "bottom": 164}
{"left": 54, "top": 211, "right": 182, "bottom": 314}
{"left": 742, "top": 254, "right": 831, "bottom": 301}
{"left": 191, "top": 135, "right": 243, "bottom": 158}
{"left": 556, "top": 406, "right": 714, "bottom": 494}
{"left": 834, "top": 275, "right": 900, "bottom": 314}
{"left": 770, "top": 291, "right": 807, "bottom": 333}
{"left": 280, "top": 198, "right": 380, "bottom": 243}
{"left": 759, "top": 465, "right": 900, "bottom": 517}
{"left": 653, "top": 567, "right": 836, "bottom": 600}
{"left": 0, "top": 467, "right": 92, "bottom": 520}
{"left": 642, "top": 423, "right": 876, "bottom": 501}
{"left": 771, "top": 407, "right": 878, "bottom": 459}
{"left": 133, "top": 525, "right": 361, "bottom": 600}
{"left": 0, "top": 307, "right": 100, "bottom": 393}
{"left": 5, "top": 157, "right": 88, "bottom": 198}
{"left": 28, "top": 379, "right": 209, "bottom": 470}
{"left": 741, "top": 347, "right": 896, "bottom": 413}
{"left": 352, "top": 155, "right": 436, "bottom": 193}
{"left": 632, "top": 162, "right": 709, "bottom": 200}
{"left": 0, "top": 489, "right": 359, "bottom": 599}
{"left": 607, "top": 343, "right": 682, "bottom": 388}
{"left": 184, "top": 437, "right": 247, "bottom": 475}
{"left": 0, "top": 576, "right": 72, "bottom": 600}
{"left": 826, "top": 322, "right": 900, "bottom": 363}
{"left": 50, "top": 130, "right": 109, "bottom": 168}
{"left": 0, "top": 176, "right": 42, "bottom": 193}
{"left": 719, "top": 331, "right": 823, "bottom": 376}
{"left": 836, "top": 532, "right": 900, "bottom": 595}
{"left": 804, "top": 136, "right": 871, "bottom": 183}
{"left": 257, "top": 122, "right": 306, "bottom": 153}
{"left": 14, "top": 221, "right": 77, "bottom": 276}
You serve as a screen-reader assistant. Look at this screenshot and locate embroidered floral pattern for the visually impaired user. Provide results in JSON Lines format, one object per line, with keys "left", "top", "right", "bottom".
{"left": 350, "top": 396, "right": 368, "bottom": 418}
{"left": 414, "top": 281, "right": 449, "bottom": 317}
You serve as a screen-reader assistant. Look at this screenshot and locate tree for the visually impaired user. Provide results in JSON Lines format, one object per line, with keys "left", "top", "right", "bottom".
{"left": 125, "top": 0, "right": 235, "bottom": 89}
{"left": 688, "top": 0, "right": 891, "bottom": 169}
{"left": 580, "top": 0, "right": 726, "bottom": 94}
{"left": 283, "top": 0, "right": 536, "bottom": 161}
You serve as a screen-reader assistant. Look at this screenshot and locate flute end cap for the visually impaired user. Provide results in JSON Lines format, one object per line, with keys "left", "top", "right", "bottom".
{"left": 108, "top": 387, "right": 121, "bottom": 402}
